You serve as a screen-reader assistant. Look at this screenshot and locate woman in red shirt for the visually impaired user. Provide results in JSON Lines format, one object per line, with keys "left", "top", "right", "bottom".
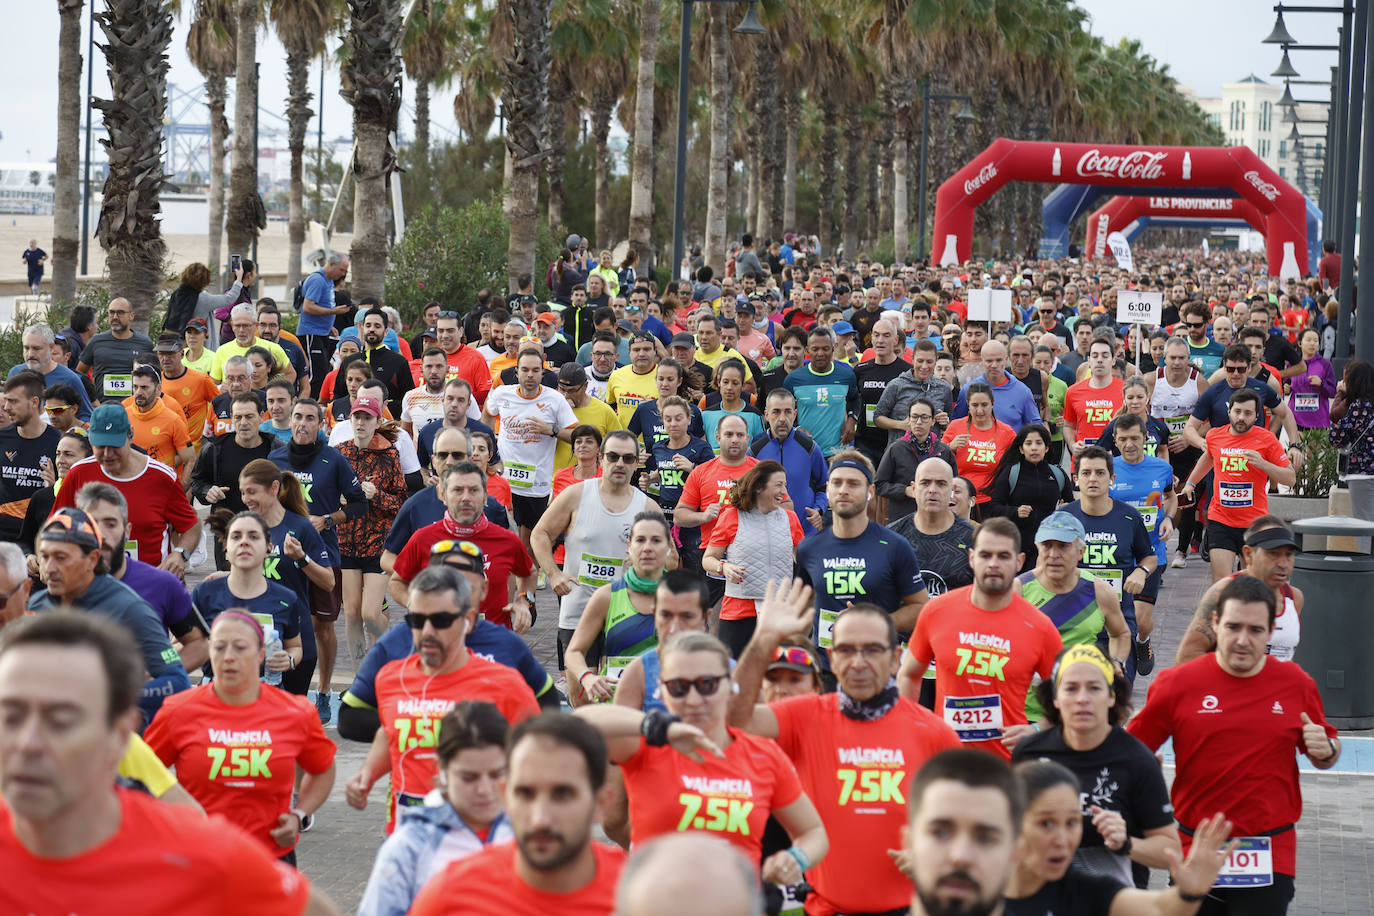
{"left": 942, "top": 381, "right": 1016, "bottom": 516}
{"left": 145, "top": 612, "right": 336, "bottom": 863}
{"left": 575, "top": 631, "right": 828, "bottom": 883}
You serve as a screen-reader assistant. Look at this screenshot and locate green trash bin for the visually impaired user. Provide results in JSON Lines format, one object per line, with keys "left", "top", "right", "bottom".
{"left": 1289, "top": 515, "right": 1374, "bottom": 728}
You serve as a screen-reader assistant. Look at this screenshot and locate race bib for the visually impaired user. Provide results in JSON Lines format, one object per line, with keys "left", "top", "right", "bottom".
{"left": 504, "top": 461, "right": 536, "bottom": 489}
{"left": 1293, "top": 395, "right": 1319, "bottom": 412}
{"left": 865, "top": 403, "right": 877, "bottom": 426}
{"left": 578, "top": 553, "right": 622, "bottom": 588}
{"left": 104, "top": 374, "right": 132, "bottom": 397}
{"left": 1137, "top": 506, "right": 1159, "bottom": 531}
{"left": 600, "top": 655, "right": 636, "bottom": 682}
{"left": 1088, "top": 567, "right": 1123, "bottom": 599}
{"left": 818, "top": 609, "right": 838, "bottom": 649}
{"left": 1163, "top": 415, "right": 1189, "bottom": 435}
{"left": 1214, "top": 837, "right": 1274, "bottom": 888}
{"left": 249, "top": 612, "right": 275, "bottom": 633}
{"left": 943, "top": 695, "right": 1004, "bottom": 742}
{"left": 1219, "top": 482, "right": 1253, "bottom": 508}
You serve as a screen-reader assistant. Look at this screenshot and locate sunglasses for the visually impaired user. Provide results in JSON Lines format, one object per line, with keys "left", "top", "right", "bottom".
{"left": 772, "top": 645, "right": 816, "bottom": 668}
{"left": 1224, "top": 365, "right": 1249, "bottom": 374}
{"left": 437, "top": 311, "right": 460, "bottom": 319}
{"left": 430, "top": 539, "right": 484, "bottom": 562}
{"left": 661, "top": 675, "right": 728, "bottom": 699}
{"left": 44, "top": 405, "right": 73, "bottom": 414}
{"left": 404, "top": 610, "right": 467, "bottom": 630}
{"left": 1186, "top": 322, "right": 1206, "bottom": 329}
{"left": 603, "top": 451, "right": 638, "bottom": 465}
{"left": 432, "top": 450, "right": 467, "bottom": 461}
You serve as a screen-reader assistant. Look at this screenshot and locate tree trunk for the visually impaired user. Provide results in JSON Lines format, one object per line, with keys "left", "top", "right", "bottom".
{"left": 225, "top": 0, "right": 262, "bottom": 261}
{"left": 769, "top": 95, "right": 784, "bottom": 239}
{"left": 866, "top": 142, "right": 878, "bottom": 246}
{"left": 591, "top": 94, "right": 613, "bottom": 251}
{"left": 892, "top": 117, "right": 909, "bottom": 261}
{"left": 546, "top": 74, "right": 569, "bottom": 230}
{"left": 283, "top": 49, "right": 312, "bottom": 295}
{"left": 52, "top": 0, "right": 83, "bottom": 305}
{"left": 352, "top": 119, "right": 391, "bottom": 300}
{"left": 816, "top": 99, "right": 837, "bottom": 257}
{"left": 753, "top": 43, "right": 776, "bottom": 241}
{"left": 502, "top": 0, "right": 551, "bottom": 290}
{"left": 746, "top": 155, "right": 758, "bottom": 234}
{"left": 782, "top": 89, "right": 798, "bottom": 234}
{"left": 703, "top": 3, "right": 730, "bottom": 274}
{"left": 414, "top": 77, "right": 431, "bottom": 178}
{"left": 843, "top": 108, "right": 861, "bottom": 261}
{"left": 207, "top": 75, "right": 228, "bottom": 282}
{"left": 626, "top": 0, "right": 661, "bottom": 270}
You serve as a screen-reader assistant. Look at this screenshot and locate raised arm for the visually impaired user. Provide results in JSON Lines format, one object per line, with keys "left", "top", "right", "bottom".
{"left": 727, "top": 578, "right": 816, "bottom": 739}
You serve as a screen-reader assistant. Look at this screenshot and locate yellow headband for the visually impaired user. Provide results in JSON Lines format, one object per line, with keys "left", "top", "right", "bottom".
{"left": 1054, "top": 644, "right": 1115, "bottom": 688}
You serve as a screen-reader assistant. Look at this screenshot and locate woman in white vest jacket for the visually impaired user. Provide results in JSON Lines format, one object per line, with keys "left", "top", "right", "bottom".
{"left": 703, "top": 460, "right": 806, "bottom": 657}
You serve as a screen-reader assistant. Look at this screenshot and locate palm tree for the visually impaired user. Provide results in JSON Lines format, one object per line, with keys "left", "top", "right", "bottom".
{"left": 52, "top": 0, "right": 86, "bottom": 305}
{"left": 751, "top": 36, "right": 778, "bottom": 240}
{"left": 93, "top": 0, "right": 172, "bottom": 331}
{"left": 271, "top": 0, "right": 334, "bottom": 295}
{"left": 402, "top": 0, "right": 457, "bottom": 183}
{"left": 702, "top": 2, "right": 731, "bottom": 272}
{"left": 341, "top": 0, "right": 403, "bottom": 300}
{"left": 226, "top": 0, "right": 266, "bottom": 261}
{"left": 494, "top": 0, "right": 552, "bottom": 289}
{"left": 571, "top": 14, "right": 630, "bottom": 249}
{"left": 187, "top": 0, "right": 235, "bottom": 282}
{"left": 625, "top": 0, "right": 661, "bottom": 268}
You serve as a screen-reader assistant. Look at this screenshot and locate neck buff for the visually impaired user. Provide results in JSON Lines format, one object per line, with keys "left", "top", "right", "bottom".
{"left": 838, "top": 676, "right": 900, "bottom": 722}
{"left": 623, "top": 566, "right": 660, "bottom": 594}
{"left": 442, "top": 511, "right": 490, "bottom": 538}
{"left": 286, "top": 437, "right": 323, "bottom": 470}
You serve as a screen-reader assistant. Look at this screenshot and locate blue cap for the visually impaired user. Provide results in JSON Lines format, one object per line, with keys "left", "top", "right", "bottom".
{"left": 88, "top": 404, "right": 132, "bottom": 447}
{"left": 832, "top": 320, "right": 855, "bottom": 336}
{"left": 1035, "top": 511, "right": 1086, "bottom": 545}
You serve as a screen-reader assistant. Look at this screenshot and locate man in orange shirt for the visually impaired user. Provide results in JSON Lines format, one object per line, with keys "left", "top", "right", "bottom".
{"left": 344, "top": 566, "right": 539, "bottom": 831}
{"left": 155, "top": 332, "right": 220, "bottom": 451}
{"left": 673, "top": 413, "right": 758, "bottom": 605}
{"left": 407, "top": 713, "right": 625, "bottom": 915}
{"left": 728, "top": 580, "right": 960, "bottom": 916}
{"left": 0, "top": 611, "right": 339, "bottom": 915}
{"left": 900, "top": 517, "right": 1063, "bottom": 759}
{"left": 435, "top": 310, "right": 493, "bottom": 408}
{"left": 1063, "top": 336, "right": 1124, "bottom": 460}
{"left": 122, "top": 365, "right": 194, "bottom": 487}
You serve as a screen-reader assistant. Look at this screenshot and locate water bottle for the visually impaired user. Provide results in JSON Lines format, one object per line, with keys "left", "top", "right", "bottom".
{"left": 263, "top": 625, "right": 283, "bottom": 686}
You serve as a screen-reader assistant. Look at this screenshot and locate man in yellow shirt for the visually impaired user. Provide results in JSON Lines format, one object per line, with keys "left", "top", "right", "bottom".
{"left": 604, "top": 331, "right": 660, "bottom": 425}
{"left": 209, "top": 303, "right": 294, "bottom": 384}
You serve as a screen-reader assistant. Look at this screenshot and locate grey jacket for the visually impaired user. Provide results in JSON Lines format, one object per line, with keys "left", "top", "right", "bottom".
{"left": 872, "top": 373, "right": 955, "bottom": 443}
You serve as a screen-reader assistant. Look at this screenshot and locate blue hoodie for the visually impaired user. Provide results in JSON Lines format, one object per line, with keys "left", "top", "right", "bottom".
{"left": 748, "top": 427, "right": 829, "bottom": 534}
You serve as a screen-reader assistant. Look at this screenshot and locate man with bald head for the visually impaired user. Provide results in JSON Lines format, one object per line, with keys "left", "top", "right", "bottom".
{"left": 75, "top": 298, "right": 154, "bottom": 405}
{"left": 951, "top": 340, "right": 1041, "bottom": 430}
{"left": 616, "top": 833, "right": 762, "bottom": 916}
{"left": 854, "top": 318, "right": 911, "bottom": 467}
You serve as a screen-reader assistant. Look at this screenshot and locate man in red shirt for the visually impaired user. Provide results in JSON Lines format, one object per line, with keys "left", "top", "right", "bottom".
{"left": 435, "top": 310, "right": 493, "bottom": 408}
{"left": 1182, "top": 388, "right": 1295, "bottom": 581}
{"left": 673, "top": 413, "right": 758, "bottom": 605}
{"left": 0, "top": 612, "right": 336, "bottom": 915}
{"left": 1318, "top": 239, "right": 1341, "bottom": 290}
{"left": 728, "top": 580, "right": 960, "bottom": 916}
{"left": 900, "top": 517, "right": 1063, "bottom": 759}
{"left": 1128, "top": 574, "right": 1339, "bottom": 914}
{"left": 53, "top": 403, "right": 201, "bottom": 575}
{"left": 1062, "top": 337, "right": 1124, "bottom": 459}
{"left": 388, "top": 462, "right": 536, "bottom": 630}
{"left": 346, "top": 565, "right": 539, "bottom": 831}
{"left": 408, "top": 713, "right": 626, "bottom": 915}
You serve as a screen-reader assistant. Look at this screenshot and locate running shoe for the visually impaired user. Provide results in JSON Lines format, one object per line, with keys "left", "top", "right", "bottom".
{"left": 1135, "top": 637, "right": 1155, "bottom": 677}
{"left": 314, "top": 690, "right": 332, "bottom": 726}
{"left": 1170, "top": 552, "right": 1187, "bottom": 570}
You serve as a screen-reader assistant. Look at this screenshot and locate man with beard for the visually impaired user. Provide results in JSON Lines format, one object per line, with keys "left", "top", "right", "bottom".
{"left": 53, "top": 404, "right": 201, "bottom": 575}
{"left": 749, "top": 388, "right": 828, "bottom": 535}
{"left": 415, "top": 378, "right": 494, "bottom": 470}
{"left": 402, "top": 347, "right": 452, "bottom": 436}
{"left": 902, "top": 750, "right": 1023, "bottom": 916}
{"left": 900, "top": 518, "right": 1063, "bottom": 759}
{"left": 406, "top": 714, "right": 625, "bottom": 914}
{"left": 359, "top": 307, "right": 415, "bottom": 417}
{"left": 388, "top": 462, "right": 536, "bottom": 631}
{"left": 8, "top": 323, "right": 91, "bottom": 420}
{"left": 1182, "top": 388, "right": 1295, "bottom": 582}
{"left": 796, "top": 451, "right": 927, "bottom": 683}
{"left": 76, "top": 298, "right": 155, "bottom": 404}
{"left": 727, "top": 580, "right": 959, "bottom": 916}
{"left": 345, "top": 566, "right": 539, "bottom": 833}
{"left": 786, "top": 326, "right": 859, "bottom": 458}
{"left": 0, "top": 370, "right": 60, "bottom": 544}
{"left": 121, "top": 365, "right": 194, "bottom": 486}
{"left": 74, "top": 483, "right": 209, "bottom": 671}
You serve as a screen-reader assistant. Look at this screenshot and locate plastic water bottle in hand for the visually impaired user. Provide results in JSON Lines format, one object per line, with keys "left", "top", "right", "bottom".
{"left": 263, "top": 625, "right": 283, "bottom": 686}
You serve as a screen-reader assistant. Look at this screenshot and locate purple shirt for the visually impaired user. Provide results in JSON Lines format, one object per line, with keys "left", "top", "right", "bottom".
{"left": 1288, "top": 353, "right": 1338, "bottom": 429}
{"left": 117, "top": 556, "right": 195, "bottom": 633}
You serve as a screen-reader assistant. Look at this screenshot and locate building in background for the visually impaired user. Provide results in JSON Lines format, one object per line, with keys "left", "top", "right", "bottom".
{"left": 1191, "top": 76, "right": 1327, "bottom": 198}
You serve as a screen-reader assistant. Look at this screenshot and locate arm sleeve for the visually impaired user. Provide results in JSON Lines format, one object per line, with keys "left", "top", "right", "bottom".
{"left": 357, "top": 830, "right": 421, "bottom": 916}
{"left": 1124, "top": 675, "right": 1171, "bottom": 751}
{"left": 1263, "top": 385, "right": 1281, "bottom": 409}
{"left": 984, "top": 466, "right": 1014, "bottom": 518}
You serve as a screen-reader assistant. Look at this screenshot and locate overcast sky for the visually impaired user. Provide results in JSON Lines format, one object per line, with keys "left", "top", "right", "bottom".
{"left": 0, "top": 0, "right": 1345, "bottom": 166}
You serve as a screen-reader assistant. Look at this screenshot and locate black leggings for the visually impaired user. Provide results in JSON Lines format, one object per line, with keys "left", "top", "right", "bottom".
{"left": 717, "top": 616, "right": 757, "bottom": 658}
{"left": 1196, "top": 873, "right": 1294, "bottom": 916}
{"left": 280, "top": 657, "right": 316, "bottom": 696}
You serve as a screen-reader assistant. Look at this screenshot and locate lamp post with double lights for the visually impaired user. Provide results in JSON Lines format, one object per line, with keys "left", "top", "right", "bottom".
{"left": 915, "top": 80, "right": 976, "bottom": 263}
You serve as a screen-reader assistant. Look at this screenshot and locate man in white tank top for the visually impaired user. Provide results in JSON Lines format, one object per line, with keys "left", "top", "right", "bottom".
{"left": 1175, "top": 517, "right": 1303, "bottom": 664}
{"left": 531, "top": 429, "right": 655, "bottom": 675}
{"left": 1148, "top": 337, "right": 1210, "bottom": 569}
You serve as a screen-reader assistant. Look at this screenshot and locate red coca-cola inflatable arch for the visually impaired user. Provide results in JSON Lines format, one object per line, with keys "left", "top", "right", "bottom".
{"left": 1084, "top": 195, "right": 1267, "bottom": 260}
{"left": 932, "top": 139, "right": 1307, "bottom": 276}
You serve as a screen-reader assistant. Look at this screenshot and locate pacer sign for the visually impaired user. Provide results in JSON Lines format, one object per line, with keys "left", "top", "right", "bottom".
{"left": 1116, "top": 290, "right": 1163, "bottom": 326}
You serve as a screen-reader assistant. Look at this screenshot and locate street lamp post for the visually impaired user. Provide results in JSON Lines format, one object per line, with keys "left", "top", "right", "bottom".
{"left": 915, "top": 79, "right": 975, "bottom": 263}
{"left": 669, "top": 0, "right": 764, "bottom": 282}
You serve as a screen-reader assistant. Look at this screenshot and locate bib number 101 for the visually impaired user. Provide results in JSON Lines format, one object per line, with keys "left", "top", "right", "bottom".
{"left": 676, "top": 793, "right": 753, "bottom": 835}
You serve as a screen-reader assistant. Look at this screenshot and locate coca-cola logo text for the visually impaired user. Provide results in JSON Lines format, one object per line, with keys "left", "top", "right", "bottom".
{"left": 1243, "top": 170, "right": 1281, "bottom": 201}
{"left": 1076, "top": 149, "right": 1168, "bottom": 180}
{"left": 963, "top": 163, "right": 998, "bottom": 196}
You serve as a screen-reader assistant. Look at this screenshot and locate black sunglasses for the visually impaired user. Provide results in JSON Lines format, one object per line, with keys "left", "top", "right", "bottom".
{"left": 1224, "top": 365, "right": 1249, "bottom": 374}
{"left": 432, "top": 450, "right": 467, "bottom": 461}
{"left": 603, "top": 451, "right": 638, "bottom": 465}
{"left": 1186, "top": 321, "right": 1206, "bottom": 329}
{"left": 661, "top": 675, "right": 728, "bottom": 698}
{"left": 404, "top": 610, "right": 466, "bottom": 630}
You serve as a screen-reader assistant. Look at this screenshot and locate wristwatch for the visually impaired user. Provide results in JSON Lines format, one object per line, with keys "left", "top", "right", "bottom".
{"left": 322, "top": 515, "right": 335, "bottom": 530}
{"left": 291, "top": 807, "right": 309, "bottom": 828}
{"left": 172, "top": 547, "right": 190, "bottom": 561}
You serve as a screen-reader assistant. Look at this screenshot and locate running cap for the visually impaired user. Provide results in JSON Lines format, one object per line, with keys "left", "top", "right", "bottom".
{"left": 670, "top": 332, "right": 696, "bottom": 348}
{"left": 558, "top": 363, "right": 587, "bottom": 386}
{"left": 1035, "top": 511, "right": 1086, "bottom": 545}
{"left": 40, "top": 507, "right": 103, "bottom": 552}
{"left": 1245, "top": 526, "right": 1298, "bottom": 550}
{"left": 831, "top": 320, "right": 855, "bottom": 337}
{"left": 154, "top": 332, "right": 184, "bottom": 352}
{"left": 87, "top": 404, "right": 133, "bottom": 447}
{"left": 351, "top": 395, "right": 382, "bottom": 419}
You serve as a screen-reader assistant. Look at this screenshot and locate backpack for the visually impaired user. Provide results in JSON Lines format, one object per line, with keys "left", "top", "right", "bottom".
{"left": 1008, "top": 461, "right": 1067, "bottom": 494}
{"left": 164, "top": 284, "right": 200, "bottom": 334}
{"left": 291, "top": 283, "right": 305, "bottom": 313}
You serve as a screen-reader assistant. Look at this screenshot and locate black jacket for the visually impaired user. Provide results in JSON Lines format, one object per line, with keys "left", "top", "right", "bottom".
{"left": 365, "top": 345, "right": 416, "bottom": 417}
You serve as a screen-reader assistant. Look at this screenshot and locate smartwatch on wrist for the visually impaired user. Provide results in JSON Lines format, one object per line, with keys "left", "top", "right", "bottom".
{"left": 172, "top": 547, "right": 190, "bottom": 561}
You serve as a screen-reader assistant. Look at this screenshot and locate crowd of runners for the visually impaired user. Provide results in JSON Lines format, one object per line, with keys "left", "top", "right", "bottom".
{"left": 0, "top": 236, "right": 1365, "bottom": 915}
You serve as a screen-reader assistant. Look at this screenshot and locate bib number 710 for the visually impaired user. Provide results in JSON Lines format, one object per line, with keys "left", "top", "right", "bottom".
{"left": 676, "top": 793, "right": 753, "bottom": 834}
{"left": 953, "top": 647, "right": 1008, "bottom": 680}
{"left": 836, "top": 767, "right": 905, "bottom": 806}
{"left": 206, "top": 746, "right": 273, "bottom": 779}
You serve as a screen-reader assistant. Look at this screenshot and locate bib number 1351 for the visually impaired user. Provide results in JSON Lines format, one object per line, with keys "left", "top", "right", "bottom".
{"left": 676, "top": 793, "right": 753, "bottom": 835}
